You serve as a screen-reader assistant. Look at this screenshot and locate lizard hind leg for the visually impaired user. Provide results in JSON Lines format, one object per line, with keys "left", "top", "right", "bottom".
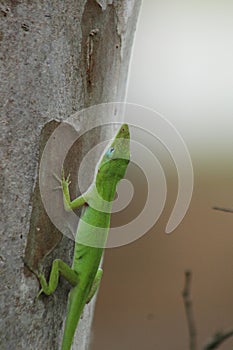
{"left": 86, "top": 268, "right": 103, "bottom": 304}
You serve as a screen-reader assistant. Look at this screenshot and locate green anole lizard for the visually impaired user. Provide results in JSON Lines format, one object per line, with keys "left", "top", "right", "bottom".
{"left": 38, "top": 124, "right": 130, "bottom": 350}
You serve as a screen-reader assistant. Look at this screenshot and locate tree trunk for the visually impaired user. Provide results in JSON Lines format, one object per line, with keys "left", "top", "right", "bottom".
{"left": 0, "top": 1, "right": 141, "bottom": 349}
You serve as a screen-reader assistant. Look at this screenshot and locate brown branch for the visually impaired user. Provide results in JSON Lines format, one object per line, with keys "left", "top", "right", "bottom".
{"left": 182, "top": 270, "right": 197, "bottom": 350}
{"left": 212, "top": 206, "right": 233, "bottom": 213}
{"left": 203, "top": 329, "right": 233, "bottom": 350}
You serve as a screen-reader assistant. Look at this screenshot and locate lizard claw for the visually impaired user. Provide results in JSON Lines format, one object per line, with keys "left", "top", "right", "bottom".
{"left": 36, "top": 287, "right": 43, "bottom": 300}
{"left": 52, "top": 167, "right": 72, "bottom": 211}
{"left": 53, "top": 169, "right": 71, "bottom": 190}
{"left": 62, "top": 168, "right": 71, "bottom": 187}
{"left": 53, "top": 172, "right": 62, "bottom": 184}
{"left": 53, "top": 185, "right": 62, "bottom": 191}
{"left": 53, "top": 173, "right": 62, "bottom": 191}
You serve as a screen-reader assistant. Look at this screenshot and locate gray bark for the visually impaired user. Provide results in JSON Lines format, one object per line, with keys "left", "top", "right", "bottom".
{"left": 0, "top": 1, "right": 141, "bottom": 349}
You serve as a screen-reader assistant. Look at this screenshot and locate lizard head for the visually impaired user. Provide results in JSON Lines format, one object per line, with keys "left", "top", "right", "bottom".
{"left": 96, "top": 124, "right": 130, "bottom": 185}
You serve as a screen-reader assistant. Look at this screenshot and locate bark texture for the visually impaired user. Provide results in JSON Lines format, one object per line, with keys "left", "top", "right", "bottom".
{"left": 0, "top": 1, "right": 141, "bottom": 349}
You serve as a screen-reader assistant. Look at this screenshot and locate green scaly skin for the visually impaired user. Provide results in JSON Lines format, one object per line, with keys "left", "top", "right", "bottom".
{"left": 38, "top": 124, "right": 130, "bottom": 350}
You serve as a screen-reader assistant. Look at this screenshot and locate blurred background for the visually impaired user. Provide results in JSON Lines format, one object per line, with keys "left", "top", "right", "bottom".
{"left": 91, "top": 1, "right": 233, "bottom": 349}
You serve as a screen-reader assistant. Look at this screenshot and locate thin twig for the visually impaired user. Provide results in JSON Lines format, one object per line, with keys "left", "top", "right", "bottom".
{"left": 203, "top": 329, "right": 233, "bottom": 349}
{"left": 182, "top": 270, "right": 197, "bottom": 350}
{"left": 212, "top": 206, "right": 233, "bottom": 213}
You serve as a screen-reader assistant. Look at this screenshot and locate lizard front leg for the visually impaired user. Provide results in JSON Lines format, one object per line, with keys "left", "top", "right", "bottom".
{"left": 61, "top": 170, "right": 86, "bottom": 211}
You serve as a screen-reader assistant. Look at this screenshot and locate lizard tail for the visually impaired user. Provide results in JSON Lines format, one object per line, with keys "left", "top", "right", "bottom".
{"left": 61, "top": 285, "right": 87, "bottom": 350}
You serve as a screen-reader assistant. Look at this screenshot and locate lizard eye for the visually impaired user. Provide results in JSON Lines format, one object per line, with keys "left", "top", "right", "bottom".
{"left": 106, "top": 147, "right": 115, "bottom": 157}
